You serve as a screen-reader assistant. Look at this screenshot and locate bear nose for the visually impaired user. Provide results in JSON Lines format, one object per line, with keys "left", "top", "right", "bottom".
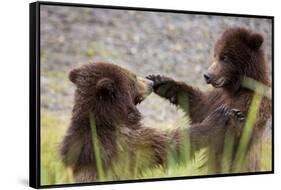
{"left": 203, "top": 73, "right": 211, "bottom": 83}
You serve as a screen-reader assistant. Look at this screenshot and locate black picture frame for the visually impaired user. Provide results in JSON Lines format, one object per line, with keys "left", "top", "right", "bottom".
{"left": 29, "top": 1, "right": 274, "bottom": 189}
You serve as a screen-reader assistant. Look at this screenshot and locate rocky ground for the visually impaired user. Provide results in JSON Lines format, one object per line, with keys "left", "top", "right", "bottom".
{"left": 40, "top": 5, "right": 272, "bottom": 127}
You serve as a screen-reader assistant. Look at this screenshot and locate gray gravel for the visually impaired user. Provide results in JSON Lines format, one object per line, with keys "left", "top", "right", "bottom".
{"left": 40, "top": 5, "right": 272, "bottom": 128}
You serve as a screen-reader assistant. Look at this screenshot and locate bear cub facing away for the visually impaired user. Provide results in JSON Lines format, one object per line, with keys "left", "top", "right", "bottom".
{"left": 60, "top": 62, "right": 243, "bottom": 182}
{"left": 148, "top": 27, "right": 272, "bottom": 172}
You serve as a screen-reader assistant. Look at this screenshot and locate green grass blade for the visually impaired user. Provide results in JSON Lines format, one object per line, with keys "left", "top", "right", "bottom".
{"left": 89, "top": 112, "right": 105, "bottom": 180}
{"left": 233, "top": 93, "right": 262, "bottom": 172}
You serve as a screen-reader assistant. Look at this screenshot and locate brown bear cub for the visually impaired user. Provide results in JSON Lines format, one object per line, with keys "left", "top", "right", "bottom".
{"left": 147, "top": 27, "right": 272, "bottom": 172}
{"left": 60, "top": 62, "right": 242, "bottom": 182}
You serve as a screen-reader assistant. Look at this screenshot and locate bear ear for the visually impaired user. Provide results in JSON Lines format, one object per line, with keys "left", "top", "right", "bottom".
{"left": 248, "top": 33, "right": 263, "bottom": 50}
{"left": 69, "top": 68, "right": 81, "bottom": 84}
{"left": 96, "top": 78, "right": 115, "bottom": 100}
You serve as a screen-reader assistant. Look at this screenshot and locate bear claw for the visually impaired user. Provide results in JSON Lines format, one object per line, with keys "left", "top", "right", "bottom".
{"left": 229, "top": 108, "right": 245, "bottom": 122}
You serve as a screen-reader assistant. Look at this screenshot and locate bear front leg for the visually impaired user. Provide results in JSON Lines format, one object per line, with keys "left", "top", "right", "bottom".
{"left": 187, "top": 105, "right": 245, "bottom": 173}
{"left": 188, "top": 105, "right": 245, "bottom": 148}
{"left": 146, "top": 74, "right": 205, "bottom": 115}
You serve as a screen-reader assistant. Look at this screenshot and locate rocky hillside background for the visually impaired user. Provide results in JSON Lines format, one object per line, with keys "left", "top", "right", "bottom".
{"left": 40, "top": 5, "right": 272, "bottom": 127}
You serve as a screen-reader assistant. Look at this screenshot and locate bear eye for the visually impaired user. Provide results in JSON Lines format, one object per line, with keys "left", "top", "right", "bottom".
{"left": 221, "top": 55, "right": 229, "bottom": 63}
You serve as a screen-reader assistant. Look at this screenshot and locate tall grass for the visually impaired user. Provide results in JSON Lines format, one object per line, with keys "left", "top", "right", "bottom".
{"left": 40, "top": 78, "right": 272, "bottom": 185}
{"left": 40, "top": 110, "right": 73, "bottom": 185}
{"left": 233, "top": 93, "right": 262, "bottom": 172}
{"left": 89, "top": 112, "right": 104, "bottom": 180}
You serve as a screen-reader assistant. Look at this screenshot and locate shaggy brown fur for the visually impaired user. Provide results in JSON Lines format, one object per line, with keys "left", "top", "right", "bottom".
{"left": 60, "top": 62, "right": 242, "bottom": 182}
{"left": 147, "top": 27, "right": 272, "bottom": 172}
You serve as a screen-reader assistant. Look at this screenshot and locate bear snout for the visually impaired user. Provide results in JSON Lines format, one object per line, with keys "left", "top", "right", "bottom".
{"left": 137, "top": 77, "right": 153, "bottom": 97}
{"left": 203, "top": 73, "right": 212, "bottom": 84}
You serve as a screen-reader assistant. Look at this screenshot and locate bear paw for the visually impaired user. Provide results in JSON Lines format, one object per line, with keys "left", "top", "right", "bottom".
{"left": 146, "top": 75, "right": 178, "bottom": 103}
{"left": 146, "top": 75, "right": 174, "bottom": 90}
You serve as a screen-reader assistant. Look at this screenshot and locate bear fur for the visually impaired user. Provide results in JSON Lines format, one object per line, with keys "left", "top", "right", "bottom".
{"left": 147, "top": 27, "right": 272, "bottom": 172}
{"left": 60, "top": 62, "right": 242, "bottom": 182}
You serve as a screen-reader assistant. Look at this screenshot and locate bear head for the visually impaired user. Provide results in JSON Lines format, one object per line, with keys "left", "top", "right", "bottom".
{"left": 203, "top": 27, "right": 267, "bottom": 92}
{"left": 69, "top": 62, "right": 153, "bottom": 127}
